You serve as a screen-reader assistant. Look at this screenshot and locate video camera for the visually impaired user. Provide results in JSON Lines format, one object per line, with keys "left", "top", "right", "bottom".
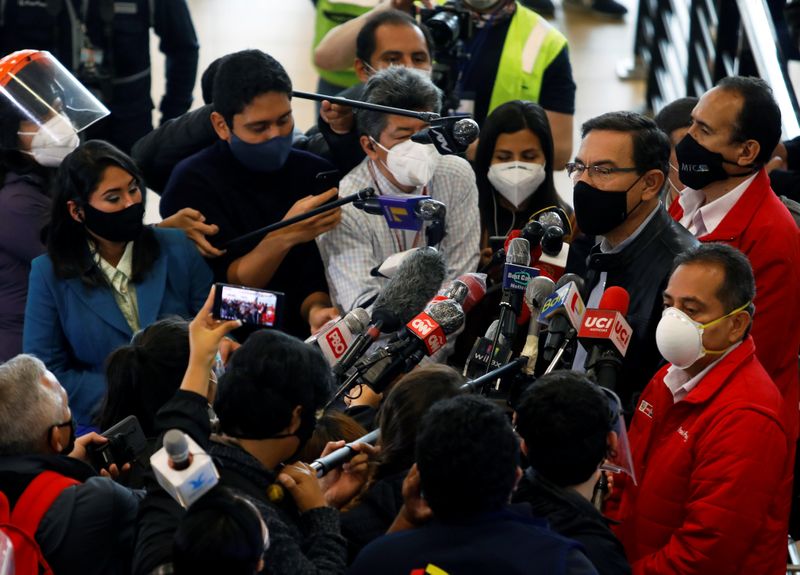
{"left": 420, "top": 1, "right": 476, "bottom": 114}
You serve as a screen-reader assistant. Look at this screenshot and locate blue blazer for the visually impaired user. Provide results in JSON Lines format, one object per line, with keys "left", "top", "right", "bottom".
{"left": 23, "top": 228, "right": 212, "bottom": 426}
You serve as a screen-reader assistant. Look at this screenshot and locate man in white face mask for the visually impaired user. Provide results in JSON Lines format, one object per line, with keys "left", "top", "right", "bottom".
{"left": 317, "top": 66, "right": 480, "bottom": 313}
{"left": 607, "top": 243, "right": 792, "bottom": 575}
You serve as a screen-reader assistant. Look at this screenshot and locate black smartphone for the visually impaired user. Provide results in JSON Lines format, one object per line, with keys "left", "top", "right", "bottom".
{"left": 315, "top": 169, "right": 340, "bottom": 194}
{"left": 88, "top": 415, "right": 148, "bottom": 471}
{"left": 488, "top": 235, "right": 506, "bottom": 251}
{"left": 213, "top": 283, "right": 284, "bottom": 328}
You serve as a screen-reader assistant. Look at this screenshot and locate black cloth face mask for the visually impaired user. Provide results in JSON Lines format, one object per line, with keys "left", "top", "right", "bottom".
{"left": 675, "top": 133, "right": 756, "bottom": 190}
{"left": 83, "top": 202, "right": 145, "bottom": 243}
{"left": 573, "top": 174, "right": 643, "bottom": 236}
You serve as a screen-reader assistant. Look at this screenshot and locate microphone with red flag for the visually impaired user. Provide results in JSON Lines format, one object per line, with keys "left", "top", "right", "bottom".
{"left": 577, "top": 286, "right": 632, "bottom": 391}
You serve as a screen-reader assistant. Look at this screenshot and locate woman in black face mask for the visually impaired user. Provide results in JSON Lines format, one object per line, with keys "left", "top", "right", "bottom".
{"left": 23, "top": 140, "right": 213, "bottom": 433}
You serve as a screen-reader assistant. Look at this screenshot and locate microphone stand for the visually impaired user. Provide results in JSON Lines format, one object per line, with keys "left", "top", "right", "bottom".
{"left": 293, "top": 90, "right": 441, "bottom": 123}
{"left": 542, "top": 327, "right": 577, "bottom": 375}
{"left": 223, "top": 187, "right": 375, "bottom": 248}
{"left": 462, "top": 356, "right": 527, "bottom": 395}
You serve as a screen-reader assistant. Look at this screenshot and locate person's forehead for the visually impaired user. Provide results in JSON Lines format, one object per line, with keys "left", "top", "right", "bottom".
{"left": 667, "top": 262, "right": 725, "bottom": 304}
{"left": 373, "top": 22, "right": 428, "bottom": 55}
{"left": 384, "top": 113, "right": 428, "bottom": 133}
{"left": 693, "top": 88, "right": 742, "bottom": 127}
{"left": 236, "top": 92, "right": 292, "bottom": 123}
{"left": 578, "top": 129, "right": 634, "bottom": 164}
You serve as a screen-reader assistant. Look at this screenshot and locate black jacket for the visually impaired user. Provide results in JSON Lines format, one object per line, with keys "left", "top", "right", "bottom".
{"left": 133, "top": 391, "right": 347, "bottom": 575}
{"left": 0, "top": 454, "right": 140, "bottom": 575}
{"left": 571, "top": 206, "right": 698, "bottom": 412}
{"left": 513, "top": 470, "right": 630, "bottom": 575}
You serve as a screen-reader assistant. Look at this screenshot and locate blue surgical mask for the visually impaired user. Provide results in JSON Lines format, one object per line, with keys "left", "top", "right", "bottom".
{"left": 229, "top": 132, "right": 293, "bottom": 172}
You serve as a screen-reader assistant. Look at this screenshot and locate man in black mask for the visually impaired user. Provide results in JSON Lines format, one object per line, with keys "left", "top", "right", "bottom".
{"left": 671, "top": 76, "right": 800, "bottom": 442}
{"left": 0, "top": 354, "right": 140, "bottom": 574}
{"left": 565, "top": 111, "right": 697, "bottom": 411}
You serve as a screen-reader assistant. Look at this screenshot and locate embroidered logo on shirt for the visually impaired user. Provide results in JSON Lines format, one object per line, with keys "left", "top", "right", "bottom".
{"left": 677, "top": 426, "right": 689, "bottom": 442}
{"left": 410, "top": 565, "right": 449, "bottom": 575}
{"left": 638, "top": 400, "right": 654, "bottom": 419}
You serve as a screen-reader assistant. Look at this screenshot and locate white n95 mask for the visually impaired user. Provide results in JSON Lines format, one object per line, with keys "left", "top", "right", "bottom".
{"left": 655, "top": 303, "right": 750, "bottom": 369}
{"left": 487, "top": 161, "right": 546, "bottom": 208}
{"left": 373, "top": 138, "right": 441, "bottom": 188}
{"left": 19, "top": 114, "right": 80, "bottom": 167}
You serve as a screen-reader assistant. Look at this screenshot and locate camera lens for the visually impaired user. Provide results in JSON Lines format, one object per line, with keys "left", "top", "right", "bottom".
{"left": 428, "top": 11, "right": 461, "bottom": 48}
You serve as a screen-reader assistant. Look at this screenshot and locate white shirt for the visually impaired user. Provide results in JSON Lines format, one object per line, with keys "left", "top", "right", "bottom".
{"left": 662, "top": 341, "right": 742, "bottom": 403}
{"left": 91, "top": 241, "right": 140, "bottom": 333}
{"left": 678, "top": 174, "right": 756, "bottom": 236}
{"left": 317, "top": 155, "right": 481, "bottom": 312}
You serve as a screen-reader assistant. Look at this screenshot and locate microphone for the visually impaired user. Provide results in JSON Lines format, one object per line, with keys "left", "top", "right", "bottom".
{"left": 332, "top": 247, "right": 446, "bottom": 377}
{"left": 578, "top": 286, "right": 632, "bottom": 392}
{"left": 520, "top": 276, "right": 556, "bottom": 375}
{"left": 463, "top": 318, "right": 513, "bottom": 380}
{"left": 410, "top": 116, "right": 480, "bottom": 154}
{"left": 309, "top": 429, "right": 380, "bottom": 477}
{"left": 427, "top": 272, "right": 487, "bottom": 312}
{"left": 150, "top": 430, "right": 219, "bottom": 508}
{"left": 540, "top": 225, "right": 564, "bottom": 257}
{"left": 497, "top": 237, "right": 536, "bottom": 341}
{"left": 357, "top": 298, "right": 465, "bottom": 394}
{"left": 417, "top": 198, "right": 447, "bottom": 246}
{"left": 539, "top": 273, "right": 586, "bottom": 368}
{"left": 314, "top": 308, "right": 371, "bottom": 367}
{"left": 479, "top": 221, "right": 544, "bottom": 274}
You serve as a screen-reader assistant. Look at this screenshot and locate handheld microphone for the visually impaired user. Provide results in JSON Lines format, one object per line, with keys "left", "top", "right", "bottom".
{"left": 539, "top": 273, "right": 586, "bottom": 367}
{"left": 358, "top": 299, "right": 465, "bottom": 394}
{"left": 332, "top": 247, "right": 446, "bottom": 377}
{"left": 410, "top": 116, "right": 480, "bottom": 154}
{"left": 578, "top": 286, "right": 632, "bottom": 392}
{"left": 498, "top": 237, "right": 537, "bottom": 341}
{"left": 520, "top": 276, "right": 556, "bottom": 375}
{"left": 315, "top": 308, "right": 370, "bottom": 367}
{"left": 310, "top": 429, "right": 380, "bottom": 477}
{"left": 151, "top": 430, "right": 219, "bottom": 508}
{"left": 540, "top": 226, "right": 564, "bottom": 257}
{"left": 479, "top": 221, "right": 544, "bottom": 274}
{"left": 463, "top": 319, "right": 513, "bottom": 379}
{"left": 428, "top": 272, "right": 487, "bottom": 311}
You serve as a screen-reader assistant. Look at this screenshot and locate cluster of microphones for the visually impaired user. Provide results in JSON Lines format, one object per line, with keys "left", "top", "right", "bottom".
{"left": 152, "top": 206, "right": 634, "bottom": 507}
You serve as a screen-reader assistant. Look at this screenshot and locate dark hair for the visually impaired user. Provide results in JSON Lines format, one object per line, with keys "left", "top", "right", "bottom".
{"left": 298, "top": 411, "right": 367, "bottom": 463}
{"left": 375, "top": 364, "right": 462, "bottom": 477}
{"left": 214, "top": 330, "right": 333, "bottom": 439}
{"left": 416, "top": 394, "right": 519, "bottom": 519}
{"left": 716, "top": 76, "right": 782, "bottom": 164}
{"left": 358, "top": 67, "right": 442, "bottom": 140}
{"left": 672, "top": 243, "right": 756, "bottom": 316}
{"left": 654, "top": 97, "right": 698, "bottom": 138}
{"left": 201, "top": 56, "right": 226, "bottom": 105}
{"left": 355, "top": 9, "right": 433, "bottom": 65}
{"left": 581, "top": 111, "right": 670, "bottom": 177}
{"left": 474, "top": 100, "right": 566, "bottom": 234}
{"left": 173, "top": 487, "right": 264, "bottom": 575}
{"left": 515, "top": 371, "right": 612, "bottom": 487}
{"left": 46, "top": 140, "right": 158, "bottom": 287}
{"left": 212, "top": 50, "right": 292, "bottom": 129}
{"left": 98, "top": 317, "right": 190, "bottom": 436}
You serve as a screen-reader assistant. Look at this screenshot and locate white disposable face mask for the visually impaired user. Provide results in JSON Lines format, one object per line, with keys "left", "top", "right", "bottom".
{"left": 655, "top": 303, "right": 749, "bottom": 369}
{"left": 487, "top": 161, "right": 546, "bottom": 209}
{"left": 18, "top": 114, "right": 80, "bottom": 167}
{"left": 373, "top": 138, "right": 441, "bottom": 188}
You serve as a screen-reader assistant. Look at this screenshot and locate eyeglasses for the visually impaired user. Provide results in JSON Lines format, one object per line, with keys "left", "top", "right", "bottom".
{"left": 565, "top": 162, "right": 639, "bottom": 182}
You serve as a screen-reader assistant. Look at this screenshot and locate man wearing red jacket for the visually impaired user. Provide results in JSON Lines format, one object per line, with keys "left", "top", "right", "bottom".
{"left": 609, "top": 244, "right": 791, "bottom": 575}
{"left": 670, "top": 76, "right": 800, "bottom": 439}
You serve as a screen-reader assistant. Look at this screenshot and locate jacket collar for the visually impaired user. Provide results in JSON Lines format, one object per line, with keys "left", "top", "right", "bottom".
{"left": 587, "top": 206, "right": 673, "bottom": 271}
{"left": 698, "top": 169, "right": 770, "bottom": 242}
{"left": 680, "top": 336, "right": 757, "bottom": 406}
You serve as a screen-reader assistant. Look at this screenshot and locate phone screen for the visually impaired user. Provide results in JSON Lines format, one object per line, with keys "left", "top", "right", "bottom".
{"left": 217, "top": 284, "right": 280, "bottom": 327}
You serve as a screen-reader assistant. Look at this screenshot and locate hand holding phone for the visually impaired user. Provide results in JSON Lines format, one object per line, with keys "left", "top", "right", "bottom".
{"left": 213, "top": 283, "right": 284, "bottom": 328}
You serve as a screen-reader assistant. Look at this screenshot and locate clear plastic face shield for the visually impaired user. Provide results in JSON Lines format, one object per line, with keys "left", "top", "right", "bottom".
{"left": 598, "top": 387, "right": 637, "bottom": 485}
{"left": 0, "top": 50, "right": 109, "bottom": 139}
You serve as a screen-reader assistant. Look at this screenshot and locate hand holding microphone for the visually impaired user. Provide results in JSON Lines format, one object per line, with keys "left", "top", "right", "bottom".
{"left": 521, "top": 276, "right": 556, "bottom": 375}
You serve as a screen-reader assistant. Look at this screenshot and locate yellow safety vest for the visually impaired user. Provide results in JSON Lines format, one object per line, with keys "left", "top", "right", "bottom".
{"left": 488, "top": 4, "right": 569, "bottom": 114}
{"left": 313, "top": 0, "right": 377, "bottom": 90}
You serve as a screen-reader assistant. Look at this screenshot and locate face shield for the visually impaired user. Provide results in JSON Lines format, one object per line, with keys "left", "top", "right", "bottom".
{"left": 0, "top": 50, "right": 109, "bottom": 139}
{"left": 598, "top": 387, "right": 637, "bottom": 485}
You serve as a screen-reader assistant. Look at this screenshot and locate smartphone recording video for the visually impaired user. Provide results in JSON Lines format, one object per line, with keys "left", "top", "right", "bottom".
{"left": 213, "top": 283, "right": 284, "bottom": 328}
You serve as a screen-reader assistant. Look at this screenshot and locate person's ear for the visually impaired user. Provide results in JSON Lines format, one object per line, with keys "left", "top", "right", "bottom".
{"left": 47, "top": 425, "right": 63, "bottom": 454}
{"left": 211, "top": 111, "right": 232, "bottom": 142}
{"left": 354, "top": 58, "right": 370, "bottom": 83}
{"left": 361, "top": 134, "right": 379, "bottom": 160}
{"left": 640, "top": 169, "right": 665, "bottom": 201}
{"left": 737, "top": 139, "right": 760, "bottom": 166}
{"left": 519, "top": 437, "right": 528, "bottom": 457}
{"left": 288, "top": 405, "right": 303, "bottom": 435}
{"left": 727, "top": 309, "right": 752, "bottom": 344}
{"left": 607, "top": 430, "right": 619, "bottom": 459}
{"left": 67, "top": 200, "right": 84, "bottom": 224}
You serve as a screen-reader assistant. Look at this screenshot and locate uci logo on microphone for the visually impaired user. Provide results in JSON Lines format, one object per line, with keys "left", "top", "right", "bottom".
{"left": 614, "top": 321, "right": 631, "bottom": 345}
{"left": 584, "top": 316, "right": 612, "bottom": 330}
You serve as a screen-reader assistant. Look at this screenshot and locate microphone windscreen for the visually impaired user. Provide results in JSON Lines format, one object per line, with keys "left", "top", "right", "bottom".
{"left": 342, "top": 308, "right": 370, "bottom": 334}
{"left": 458, "top": 273, "right": 487, "bottom": 313}
{"left": 503, "top": 229, "right": 522, "bottom": 253}
{"left": 164, "top": 429, "right": 189, "bottom": 464}
{"left": 506, "top": 237, "right": 531, "bottom": 266}
{"left": 599, "top": 286, "right": 630, "bottom": 315}
{"left": 556, "top": 272, "right": 585, "bottom": 292}
{"left": 426, "top": 299, "right": 466, "bottom": 334}
{"left": 453, "top": 118, "right": 480, "bottom": 146}
{"left": 416, "top": 199, "right": 446, "bottom": 221}
{"left": 521, "top": 220, "right": 545, "bottom": 247}
{"left": 525, "top": 276, "right": 556, "bottom": 311}
{"left": 373, "top": 247, "right": 446, "bottom": 331}
{"left": 538, "top": 210, "right": 564, "bottom": 229}
{"left": 541, "top": 226, "right": 564, "bottom": 257}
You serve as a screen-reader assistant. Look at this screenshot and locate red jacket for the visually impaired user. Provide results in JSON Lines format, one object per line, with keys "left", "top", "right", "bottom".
{"left": 610, "top": 337, "right": 790, "bottom": 575}
{"left": 670, "top": 170, "right": 800, "bottom": 438}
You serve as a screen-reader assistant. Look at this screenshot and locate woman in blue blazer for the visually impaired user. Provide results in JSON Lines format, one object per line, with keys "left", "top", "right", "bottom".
{"left": 24, "top": 140, "right": 212, "bottom": 429}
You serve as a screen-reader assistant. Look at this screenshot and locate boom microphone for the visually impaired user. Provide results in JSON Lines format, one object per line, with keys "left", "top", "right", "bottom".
{"left": 410, "top": 116, "right": 480, "bottom": 154}
{"left": 578, "top": 286, "right": 632, "bottom": 392}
